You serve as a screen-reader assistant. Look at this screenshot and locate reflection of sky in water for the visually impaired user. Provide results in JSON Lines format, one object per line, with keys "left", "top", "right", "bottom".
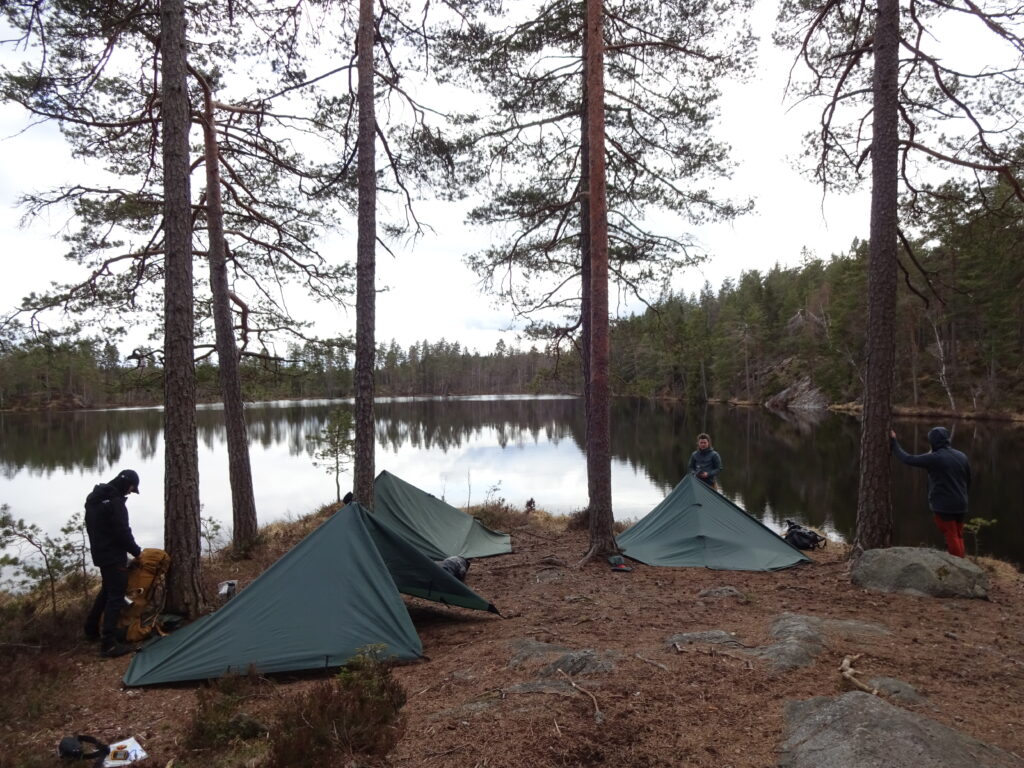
{"left": 378, "top": 425, "right": 665, "bottom": 523}
{"left": 3, "top": 398, "right": 1019, "bottom": 565}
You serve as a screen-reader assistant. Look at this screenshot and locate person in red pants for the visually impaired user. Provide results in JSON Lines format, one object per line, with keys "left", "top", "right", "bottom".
{"left": 890, "top": 427, "right": 971, "bottom": 557}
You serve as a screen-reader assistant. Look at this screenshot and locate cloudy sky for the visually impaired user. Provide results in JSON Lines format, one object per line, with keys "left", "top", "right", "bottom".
{"left": 0, "top": 2, "right": 876, "bottom": 355}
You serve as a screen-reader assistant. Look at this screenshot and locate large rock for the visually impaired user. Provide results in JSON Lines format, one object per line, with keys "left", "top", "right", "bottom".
{"left": 852, "top": 547, "right": 988, "bottom": 598}
{"left": 779, "top": 691, "right": 1019, "bottom": 768}
{"left": 765, "top": 377, "right": 829, "bottom": 411}
{"left": 750, "top": 614, "right": 889, "bottom": 671}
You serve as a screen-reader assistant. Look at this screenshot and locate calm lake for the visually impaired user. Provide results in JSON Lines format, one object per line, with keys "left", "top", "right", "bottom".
{"left": 1, "top": 396, "right": 1021, "bottom": 564}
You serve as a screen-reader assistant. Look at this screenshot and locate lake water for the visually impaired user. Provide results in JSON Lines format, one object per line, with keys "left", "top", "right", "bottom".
{"left": 1, "top": 396, "right": 1021, "bottom": 564}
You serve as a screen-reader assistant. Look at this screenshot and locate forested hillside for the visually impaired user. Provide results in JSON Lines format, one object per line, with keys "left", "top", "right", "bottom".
{"left": 613, "top": 176, "right": 1024, "bottom": 413}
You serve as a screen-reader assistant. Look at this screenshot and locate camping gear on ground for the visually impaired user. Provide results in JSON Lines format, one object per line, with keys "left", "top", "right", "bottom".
{"left": 102, "top": 737, "right": 147, "bottom": 766}
{"left": 783, "top": 520, "right": 827, "bottom": 550}
{"left": 372, "top": 470, "right": 512, "bottom": 559}
{"left": 436, "top": 555, "right": 470, "bottom": 582}
{"left": 217, "top": 580, "right": 238, "bottom": 601}
{"left": 58, "top": 734, "right": 108, "bottom": 766}
{"left": 616, "top": 474, "right": 810, "bottom": 571}
{"left": 118, "top": 548, "right": 170, "bottom": 642}
{"left": 122, "top": 503, "right": 497, "bottom": 686}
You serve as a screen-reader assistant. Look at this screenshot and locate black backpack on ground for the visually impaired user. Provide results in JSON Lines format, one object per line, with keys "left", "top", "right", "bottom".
{"left": 57, "top": 735, "right": 109, "bottom": 767}
{"left": 783, "top": 520, "right": 827, "bottom": 550}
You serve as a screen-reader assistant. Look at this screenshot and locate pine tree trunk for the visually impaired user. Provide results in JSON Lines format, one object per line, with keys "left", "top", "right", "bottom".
{"left": 852, "top": 0, "right": 899, "bottom": 556}
{"left": 160, "top": 0, "right": 203, "bottom": 616}
{"left": 353, "top": 0, "right": 377, "bottom": 509}
{"left": 579, "top": 27, "right": 594, "bottom": 505}
{"left": 581, "top": 0, "right": 616, "bottom": 562}
{"left": 200, "top": 78, "right": 258, "bottom": 552}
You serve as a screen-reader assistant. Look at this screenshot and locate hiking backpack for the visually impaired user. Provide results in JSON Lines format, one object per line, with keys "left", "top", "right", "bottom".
{"left": 118, "top": 548, "right": 171, "bottom": 642}
{"left": 782, "top": 520, "right": 827, "bottom": 551}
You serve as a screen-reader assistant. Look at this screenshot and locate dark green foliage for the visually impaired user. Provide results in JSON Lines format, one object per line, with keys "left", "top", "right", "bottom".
{"left": 270, "top": 649, "right": 406, "bottom": 765}
{"left": 438, "top": 0, "right": 756, "bottom": 340}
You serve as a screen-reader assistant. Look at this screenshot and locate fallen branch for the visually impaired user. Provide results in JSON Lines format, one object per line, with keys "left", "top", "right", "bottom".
{"left": 0, "top": 642, "right": 43, "bottom": 651}
{"left": 513, "top": 526, "right": 558, "bottom": 542}
{"left": 635, "top": 652, "right": 669, "bottom": 671}
{"left": 557, "top": 669, "right": 604, "bottom": 723}
{"left": 839, "top": 654, "right": 879, "bottom": 695}
{"left": 673, "top": 643, "right": 753, "bottom": 667}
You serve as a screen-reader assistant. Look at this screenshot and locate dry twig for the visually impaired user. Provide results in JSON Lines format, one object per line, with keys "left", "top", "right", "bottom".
{"left": 557, "top": 669, "right": 604, "bottom": 723}
{"left": 635, "top": 652, "right": 669, "bottom": 671}
{"left": 839, "top": 653, "right": 879, "bottom": 695}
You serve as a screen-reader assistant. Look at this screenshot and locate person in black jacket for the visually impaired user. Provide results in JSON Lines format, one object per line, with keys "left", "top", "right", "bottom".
{"left": 688, "top": 433, "right": 723, "bottom": 490}
{"left": 890, "top": 427, "right": 971, "bottom": 557}
{"left": 83, "top": 469, "right": 143, "bottom": 657}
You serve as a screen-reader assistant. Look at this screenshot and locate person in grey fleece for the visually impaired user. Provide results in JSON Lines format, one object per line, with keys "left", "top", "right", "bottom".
{"left": 688, "top": 432, "right": 723, "bottom": 490}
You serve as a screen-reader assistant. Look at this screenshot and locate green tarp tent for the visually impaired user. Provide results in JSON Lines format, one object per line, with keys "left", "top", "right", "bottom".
{"left": 372, "top": 470, "right": 512, "bottom": 559}
{"left": 616, "top": 475, "right": 810, "bottom": 571}
{"left": 123, "top": 504, "right": 496, "bottom": 687}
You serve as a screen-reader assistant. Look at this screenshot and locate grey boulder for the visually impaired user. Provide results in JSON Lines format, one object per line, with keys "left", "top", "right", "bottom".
{"left": 851, "top": 547, "right": 988, "bottom": 598}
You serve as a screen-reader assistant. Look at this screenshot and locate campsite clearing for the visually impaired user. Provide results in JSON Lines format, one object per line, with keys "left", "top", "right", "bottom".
{"left": 6, "top": 510, "right": 1024, "bottom": 767}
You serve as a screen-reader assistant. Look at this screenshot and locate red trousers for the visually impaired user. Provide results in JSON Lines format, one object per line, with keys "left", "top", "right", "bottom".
{"left": 933, "top": 515, "right": 965, "bottom": 558}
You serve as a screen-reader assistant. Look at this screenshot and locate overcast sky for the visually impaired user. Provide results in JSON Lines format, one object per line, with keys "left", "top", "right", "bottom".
{"left": 0, "top": 2, "right": 875, "bottom": 355}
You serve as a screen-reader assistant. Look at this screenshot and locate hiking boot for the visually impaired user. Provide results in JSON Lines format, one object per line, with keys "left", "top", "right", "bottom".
{"left": 100, "top": 642, "right": 133, "bottom": 658}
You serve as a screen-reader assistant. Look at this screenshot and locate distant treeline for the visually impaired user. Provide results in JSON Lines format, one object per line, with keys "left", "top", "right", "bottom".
{"left": 3, "top": 180, "right": 1022, "bottom": 414}
{"left": 0, "top": 336, "right": 579, "bottom": 410}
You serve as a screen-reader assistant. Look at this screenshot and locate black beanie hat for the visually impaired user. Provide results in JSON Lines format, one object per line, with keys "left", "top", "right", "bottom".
{"left": 110, "top": 469, "right": 140, "bottom": 494}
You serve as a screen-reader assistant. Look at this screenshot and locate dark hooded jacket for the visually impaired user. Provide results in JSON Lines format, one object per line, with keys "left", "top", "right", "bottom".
{"left": 891, "top": 427, "right": 971, "bottom": 515}
{"left": 688, "top": 447, "right": 723, "bottom": 484}
{"left": 85, "top": 481, "right": 142, "bottom": 567}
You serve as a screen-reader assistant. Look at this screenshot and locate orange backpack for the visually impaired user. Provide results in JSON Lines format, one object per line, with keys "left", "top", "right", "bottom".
{"left": 118, "top": 548, "right": 171, "bottom": 642}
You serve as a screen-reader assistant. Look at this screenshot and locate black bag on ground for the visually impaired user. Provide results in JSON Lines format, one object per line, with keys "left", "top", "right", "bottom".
{"left": 57, "top": 734, "right": 109, "bottom": 767}
{"left": 783, "top": 520, "right": 827, "bottom": 550}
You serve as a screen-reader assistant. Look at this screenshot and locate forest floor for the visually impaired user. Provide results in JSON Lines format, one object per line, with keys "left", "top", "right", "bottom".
{"left": 3, "top": 507, "right": 1024, "bottom": 768}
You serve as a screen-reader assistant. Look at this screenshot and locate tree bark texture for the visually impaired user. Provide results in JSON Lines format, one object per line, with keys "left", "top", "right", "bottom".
{"left": 582, "top": 0, "right": 616, "bottom": 561}
{"left": 853, "top": 0, "right": 899, "bottom": 556}
{"left": 579, "top": 24, "right": 595, "bottom": 505}
{"left": 200, "top": 79, "right": 258, "bottom": 552}
{"left": 352, "top": 0, "right": 377, "bottom": 508}
{"left": 160, "top": 0, "right": 203, "bottom": 616}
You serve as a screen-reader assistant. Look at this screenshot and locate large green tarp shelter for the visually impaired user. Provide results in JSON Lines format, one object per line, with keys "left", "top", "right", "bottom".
{"left": 372, "top": 470, "right": 512, "bottom": 559}
{"left": 123, "top": 504, "right": 496, "bottom": 687}
{"left": 616, "top": 475, "right": 810, "bottom": 571}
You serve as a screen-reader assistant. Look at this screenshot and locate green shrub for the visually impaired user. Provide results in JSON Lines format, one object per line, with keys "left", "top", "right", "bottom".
{"left": 270, "top": 648, "right": 406, "bottom": 767}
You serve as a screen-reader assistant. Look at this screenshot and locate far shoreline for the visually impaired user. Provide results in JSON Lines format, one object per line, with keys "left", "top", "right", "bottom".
{"left": 5, "top": 391, "right": 1024, "bottom": 424}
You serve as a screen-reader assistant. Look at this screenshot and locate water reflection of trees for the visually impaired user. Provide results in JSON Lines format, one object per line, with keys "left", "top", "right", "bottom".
{"left": 373, "top": 398, "right": 581, "bottom": 452}
{"left": 0, "top": 409, "right": 164, "bottom": 477}
{"left": 2, "top": 399, "right": 1020, "bottom": 563}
